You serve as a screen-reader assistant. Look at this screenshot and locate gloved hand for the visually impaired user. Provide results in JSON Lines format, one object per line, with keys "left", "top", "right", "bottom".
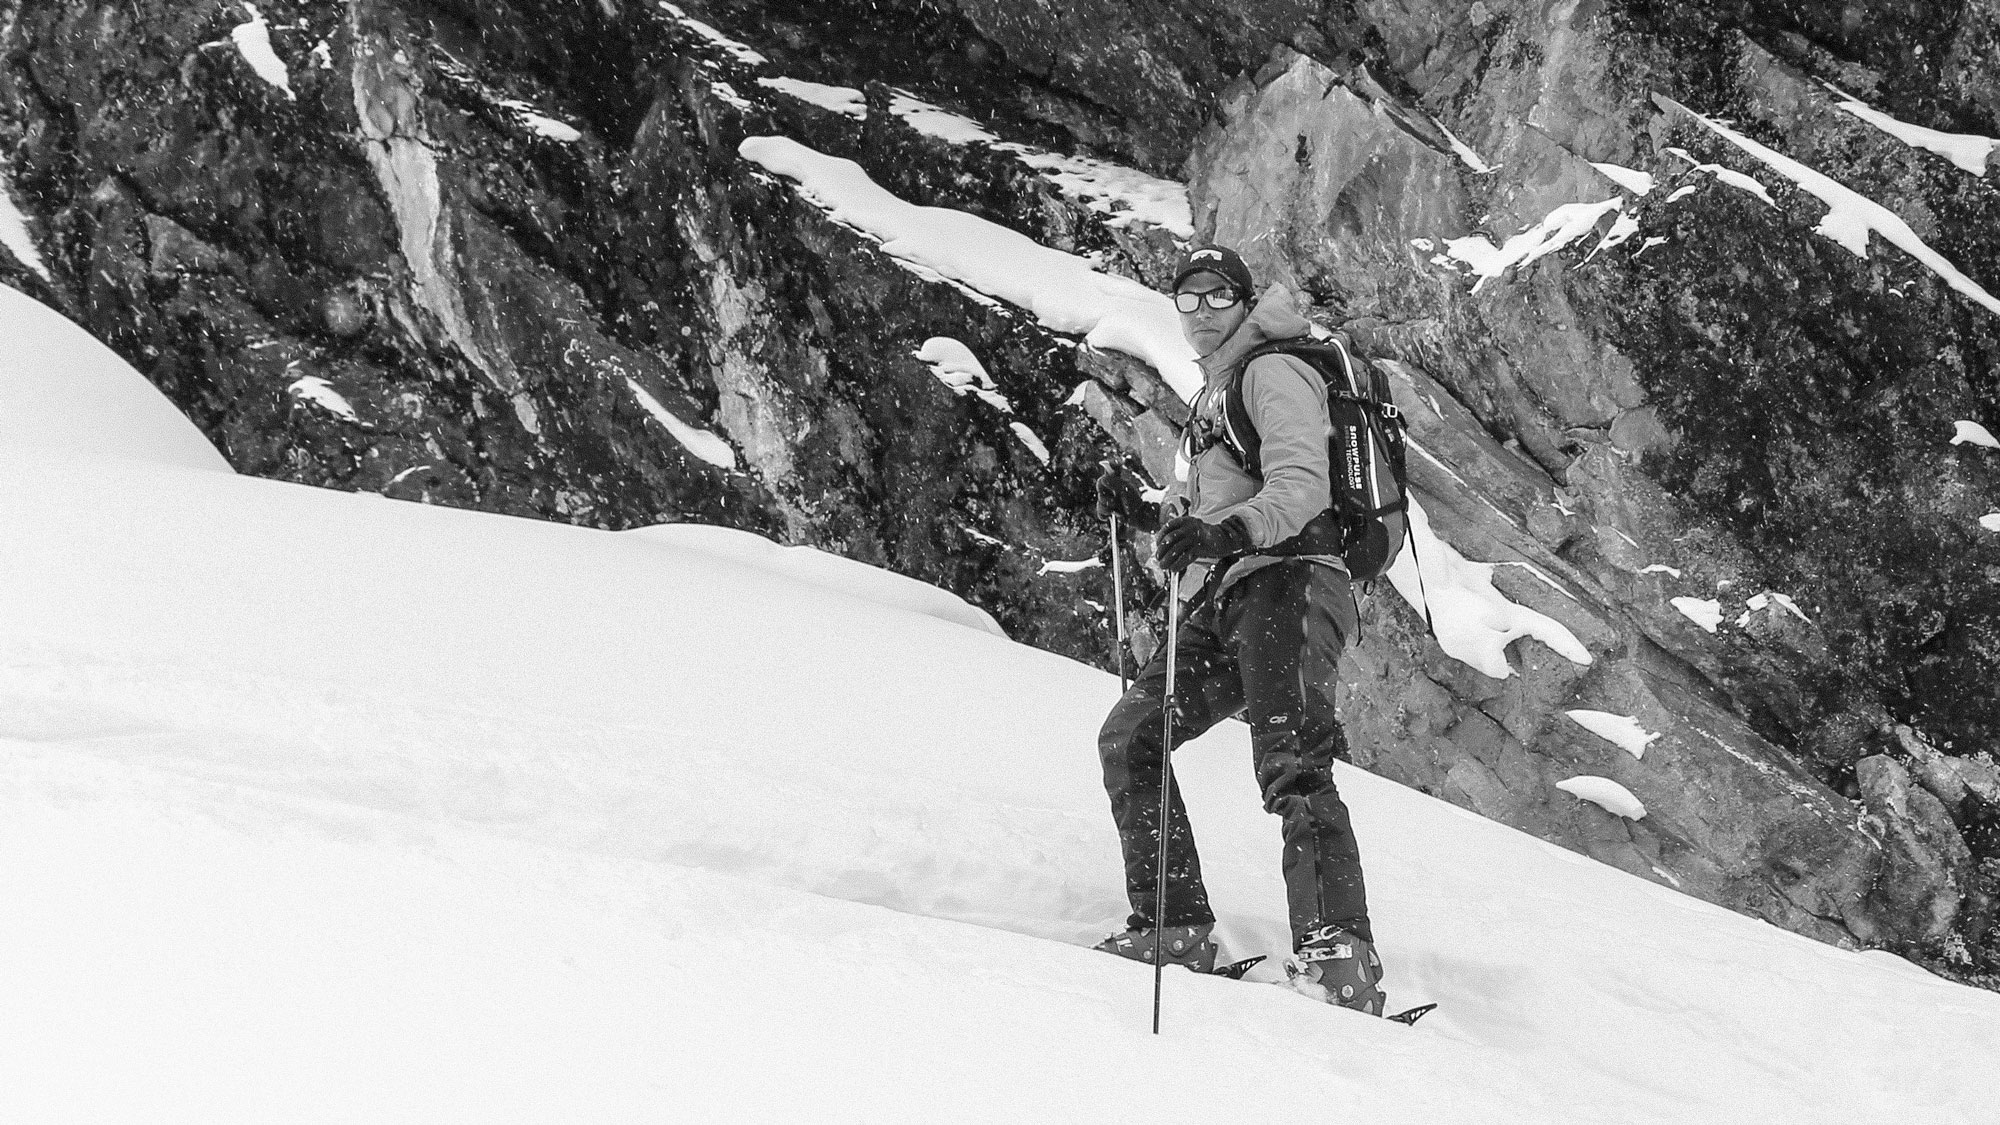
{"left": 1155, "top": 515, "right": 1251, "bottom": 574}
{"left": 1094, "top": 463, "right": 1157, "bottom": 531}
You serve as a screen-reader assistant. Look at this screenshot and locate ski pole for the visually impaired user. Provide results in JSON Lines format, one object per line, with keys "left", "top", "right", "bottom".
{"left": 1109, "top": 513, "right": 1129, "bottom": 694}
{"left": 1151, "top": 570, "right": 1181, "bottom": 1035}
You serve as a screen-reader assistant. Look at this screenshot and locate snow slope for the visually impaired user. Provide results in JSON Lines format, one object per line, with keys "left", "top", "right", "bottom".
{"left": 4, "top": 287, "right": 1999, "bottom": 1123}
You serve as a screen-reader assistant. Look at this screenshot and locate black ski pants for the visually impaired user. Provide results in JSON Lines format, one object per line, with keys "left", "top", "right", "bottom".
{"left": 1098, "top": 559, "right": 1372, "bottom": 947}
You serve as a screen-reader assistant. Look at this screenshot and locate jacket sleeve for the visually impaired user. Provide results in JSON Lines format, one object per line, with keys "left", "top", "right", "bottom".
{"left": 1214, "top": 354, "right": 1331, "bottom": 547}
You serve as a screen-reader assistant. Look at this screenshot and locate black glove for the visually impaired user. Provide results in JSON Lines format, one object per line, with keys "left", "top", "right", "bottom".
{"left": 1094, "top": 463, "right": 1157, "bottom": 531}
{"left": 1155, "top": 515, "right": 1251, "bottom": 574}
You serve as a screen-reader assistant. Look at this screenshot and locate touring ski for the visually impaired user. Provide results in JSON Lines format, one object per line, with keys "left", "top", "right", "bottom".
{"left": 1202, "top": 954, "right": 1266, "bottom": 979}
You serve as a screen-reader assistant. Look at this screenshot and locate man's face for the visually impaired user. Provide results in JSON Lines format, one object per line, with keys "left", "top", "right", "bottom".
{"left": 1175, "top": 272, "right": 1250, "bottom": 357}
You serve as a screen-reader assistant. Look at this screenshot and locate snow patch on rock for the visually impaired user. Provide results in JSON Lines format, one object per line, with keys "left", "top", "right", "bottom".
{"left": 1664, "top": 147, "right": 1775, "bottom": 206}
{"left": 1434, "top": 198, "right": 1625, "bottom": 293}
{"left": 625, "top": 378, "right": 737, "bottom": 469}
{"left": 230, "top": 4, "right": 295, "bottom": 101}
{"left": 1386, "top": 497, "right": 1593, "bottom": 680}
{"left": 287, "top": 376, "right": 359, "bottom": 422}
{"left": 0, "top": 172, "right": 49, "bottom": 281}
{"left": 1433, "top": 117, "right": 1495, "bottom": 173}
{"left": 1640, "top": 564, "right": 1683, "bottom": 578}
{"left": 876, "top": 90, "right": 1194, "bottom": 237}
{"left": 1565, "top": 710, "right": 1662, "bottom": 760}
{"left": 740, "top": 135, "right": 1201, "bottom": 398}
{"left": 1009, "top": 423, "right": 1051, "bottom": 466}
{"left": 1824, "top": 82, "right": 1998, "bottom": 177}
{"left": 887, "top": 90, "right": 999, "bottom": 145}
{"left": 1744, "top": 591, "right": 1810, "bottom": 623}
{"left": 1981, "top": 513, "right": 2000, "bottom": 532}
{"left": 916, "top": 338, "right": 1012, "bottom": 412}
{"left": 658, "top": 2, "right": 767, "bottom": 65}
{"left": 758, "top": 77, "right": 867, "bottom": 119}
{"left": 1950, "top": 420, "right": 1998, "bottom": 449}
{"left": 1585, "top": 213, "right": 1642, "bottom": 261}
{"left": 1672, "top": 597, "right": 1723, "bottom": 633}
{"left": 1667, "top": 98, "right": 2000, "bottom": 318}
{"left": 1557, "top": 776, "right": 1647, "bottom": 820}
{"left": 1590, "top": 162, "right": 1656, "bottom": 196}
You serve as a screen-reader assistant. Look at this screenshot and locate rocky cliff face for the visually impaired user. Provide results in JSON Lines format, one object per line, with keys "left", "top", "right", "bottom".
{"left": 4, "top": 0, "right": 1997, "bottom": 983}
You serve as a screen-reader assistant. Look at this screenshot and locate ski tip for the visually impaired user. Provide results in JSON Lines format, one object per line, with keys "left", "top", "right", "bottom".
{"left": 1387, "top": 1002, "right": 1437, "bottom": 1026}
{"left": 1208, "top": 954, "right": 1267, "bottom": 980}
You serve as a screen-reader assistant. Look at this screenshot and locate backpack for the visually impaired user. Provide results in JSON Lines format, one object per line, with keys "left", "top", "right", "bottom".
{"left": 1212, "top": 338, "right": 1411, "bottom": 582}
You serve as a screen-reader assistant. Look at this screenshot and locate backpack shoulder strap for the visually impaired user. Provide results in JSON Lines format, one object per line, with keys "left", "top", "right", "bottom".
{"left": 1225, "top": 340, "right": 1344, "bottom": 480}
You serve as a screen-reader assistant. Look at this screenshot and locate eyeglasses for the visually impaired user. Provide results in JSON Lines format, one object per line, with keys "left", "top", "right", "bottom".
{"left": 1173, "top": 289, "right": 1242, "bottom": 313}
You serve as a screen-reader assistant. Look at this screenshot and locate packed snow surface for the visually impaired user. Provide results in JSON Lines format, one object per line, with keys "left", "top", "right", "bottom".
{"left": 624, "top": 523, "right": 1003, "bottom": 637}
{"left": 0, "top": 173, "right": 49, "bottom": 281}
{"left": 1669, "top": 99, "right": 2000, "bottom": 317}
{"left": 229, "top": 4, "right": 295, "bottom": 101}
{"left": 1555, "top": 776, "right": 1648, "bottom": 820}
{"left": 0, "top": 286, "right": 228, "bottom": 471}
{"left": 1952, "top": 420, "right": 1999, "bottom": 449}
{"left": 1825, "top": 83, "right": 1999, "bottom": 177}
{"left": 740, "top": 135, "right": 1202, "bottom": 398}
{"left": 1564, "top": 710, "right": 1661, "bottom": 760}
{"left": 4, "top": 286, "right": 2000, "bottom": 1122}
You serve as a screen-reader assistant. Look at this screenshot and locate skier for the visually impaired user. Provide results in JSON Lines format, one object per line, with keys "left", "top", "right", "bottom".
{"left": 1092, "top": 246, "right": 1385, "bottom": 1015}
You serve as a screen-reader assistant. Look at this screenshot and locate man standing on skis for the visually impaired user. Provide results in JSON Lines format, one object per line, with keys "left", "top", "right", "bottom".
{"left": 1091, "top": 246, "right": 1385, "bottom": 1015}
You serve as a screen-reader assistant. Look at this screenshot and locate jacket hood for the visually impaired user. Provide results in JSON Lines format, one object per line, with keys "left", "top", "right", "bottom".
{"left": 1196, "top": 284, "right": 1314, "bottom": 385}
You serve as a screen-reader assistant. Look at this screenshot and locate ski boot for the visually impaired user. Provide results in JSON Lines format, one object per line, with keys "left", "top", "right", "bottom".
{"left": 1283, "top": 924, "right": 1385, "bottom": 1016}
{"left": 1094, "top": 922, "right": 1217, "bottom": 972}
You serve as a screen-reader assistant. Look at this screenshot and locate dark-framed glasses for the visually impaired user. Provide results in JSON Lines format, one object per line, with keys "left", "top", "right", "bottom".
{"left": 1173, "top": 289, "right": 1241, "bottom": 313}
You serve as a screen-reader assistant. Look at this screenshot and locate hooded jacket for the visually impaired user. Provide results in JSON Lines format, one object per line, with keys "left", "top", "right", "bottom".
{"left": 1163, "top": 285, "right": 1344, "bottom": 597}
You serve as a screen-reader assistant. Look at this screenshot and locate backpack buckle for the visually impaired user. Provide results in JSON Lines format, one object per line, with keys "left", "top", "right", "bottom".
{"left": 1380, "top": 403, "right": 1401, "bottom": 421}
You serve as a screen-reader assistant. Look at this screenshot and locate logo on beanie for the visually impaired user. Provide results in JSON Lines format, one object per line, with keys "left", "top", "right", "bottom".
{"left": 1192, "top": 249, "right": 1222, "bottom": 260}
